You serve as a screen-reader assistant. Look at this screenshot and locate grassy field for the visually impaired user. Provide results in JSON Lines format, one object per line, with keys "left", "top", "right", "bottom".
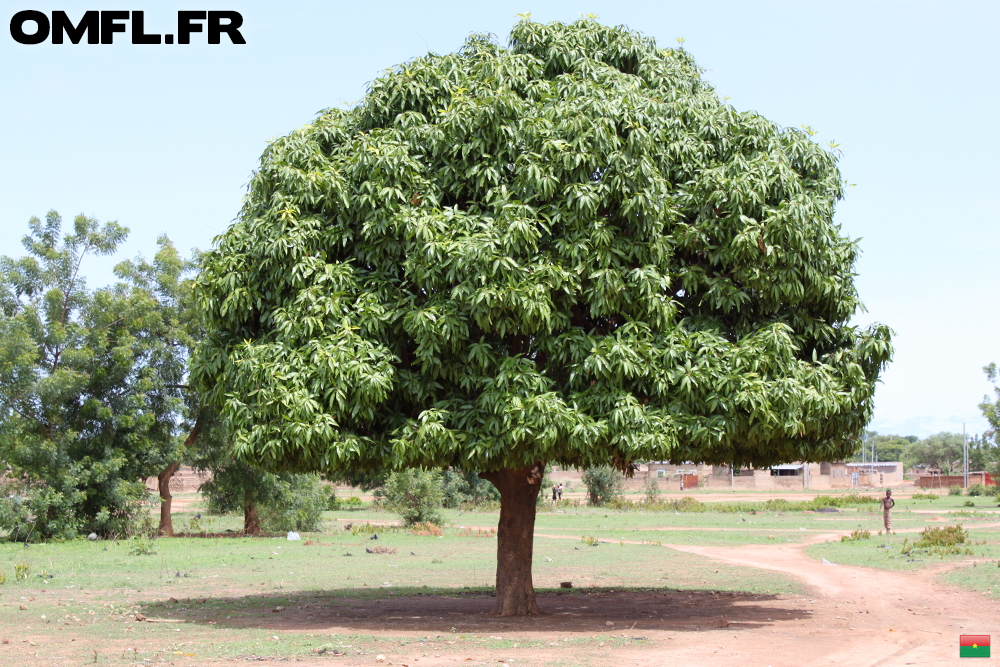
{"left": 1, "top": 490, "right": 998, "bottom": 664}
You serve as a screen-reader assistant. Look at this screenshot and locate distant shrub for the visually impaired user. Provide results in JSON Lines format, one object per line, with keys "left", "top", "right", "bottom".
{"left": 14, "top": 562, "right": 29, "bottom": 581}
{"left": 673, "top": 496, "right": 706, "bottom": 512}
{"left": 911, "top": 493, "right": 938, "bottom": 500}
{"left": 603, "top": 496, "right": 632, "bottom": 510}
{"left": 900, "top": 524, "right": 970, "bottom": 558}
{"left": 643, "top": 477, "right": 661, "bottom": 504}
{"left": 384, "top": 468, "right": 444, "bottom": 526}
{"left": 259, "top": 474, "right": 327, "bottom": 533}
{"left": 967, "top": 483, "right": 987, "bottom": 497}
{"left": 948, "top": 485, "right": 962, "bottom": 496}
{"left": 712, "top": 494, "right": 877, "bottom": 514}
{"left": 441, "top": 469, "right": 500, "bottom": 508}
{"left": 916, "top": 524, "right": 967, "bottom": 548}
{"left": 0, "top": 569, "right": 6, "bottom": 585}
{"left": 327, "top": 492, "right": 363, "bottom": 510}
{"left": 346, "top": 522, "right": 399, "bottom": 535}
{"left": 841, "top": 529, "right": 870, "bottom": 542}
{"left": 963, "top": 500, "right": 975, "bottom": 507}
{"left": 582, "top": 466, "right": 624, "bottom": 506}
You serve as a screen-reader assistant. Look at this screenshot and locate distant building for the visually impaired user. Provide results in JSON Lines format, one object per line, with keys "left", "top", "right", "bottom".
{"left": 647, "top": 461, "right": 907, "bottom": 490}
{"left": 845, "top": 461, "right": 905, "bottom": 487}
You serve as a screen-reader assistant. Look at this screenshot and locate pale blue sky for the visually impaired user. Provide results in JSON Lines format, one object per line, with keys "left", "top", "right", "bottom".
{"left": 2, "top": 1, "right": 997, "bottom": 438}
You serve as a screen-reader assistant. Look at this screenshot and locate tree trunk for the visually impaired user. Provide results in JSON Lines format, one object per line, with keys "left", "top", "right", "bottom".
{"left": 156, "top": 462, "right": 181, "bottom": 536}
{"left": 480, "top": 463, "right": 545, "bottom": 616}
{"left": 156, "top": 416, "right": 203, "bottom": 537}
{"left": 244, "top": 498, "right": 261, "bottom": 535}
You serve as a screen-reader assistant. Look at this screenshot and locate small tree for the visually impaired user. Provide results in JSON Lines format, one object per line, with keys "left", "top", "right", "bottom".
{"left": 582, "top": 466, "right": 625, "bottom": 505}
{"left": 384, "top": 468, "right": 445, "bottom": 525}
{"left": 0, "top": 212, "right": 186, "bottom": 540}
{"left": 193, "top": 18, "right": 893, "bottom": 614}
{"left": 979, "top": 364, "right": 1000, "bottom": 476}
{"left": 111, "top": 237, "right": 204, "bottom": 536}
{"left": 643, "top": 476, "right": 660, "bottom": 504}
{"left": 191, "top": 412, "right": 325, "bottom": 534}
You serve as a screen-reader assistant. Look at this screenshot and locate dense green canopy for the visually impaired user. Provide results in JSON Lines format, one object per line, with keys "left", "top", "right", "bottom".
{"left": 193, "top": 18, "right": 892, "bottom": 478}
{"left": 0, "top": 213, "right": 189, "bottom": 539}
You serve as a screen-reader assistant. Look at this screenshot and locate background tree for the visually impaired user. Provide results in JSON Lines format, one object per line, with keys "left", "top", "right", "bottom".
{"left": 192, "top": 18, "right": 893, "bottom": 615}
{"left": 582, "top": 465, "right": 625, "bottom": 505}
{"left": 190, "top": 408, "right": 327, "bottom": 534}
{"left": 0, "top": 212, "right": 185, "bottom": 540}
{"left": 980, "top": 363, "right": 1000, "bottom": 475}
{"left": 904, "top": 432, "right": 964, "bottom": 473}
{"left": 112, "top": 237, "right": 205, "bottom": 536}
{"left": 383, "top": 468, "right": 445, "bottom": 526}
{"left": 852, "top": 432, "right": 913, "bottom": 463}
{"left": 442, "top": 468, "right": 500, "bottom": 508}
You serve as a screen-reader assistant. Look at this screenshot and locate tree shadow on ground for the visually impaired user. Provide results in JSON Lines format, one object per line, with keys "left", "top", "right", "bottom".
{"left": 136, "top": 586, "right": 810, "bottom": 634}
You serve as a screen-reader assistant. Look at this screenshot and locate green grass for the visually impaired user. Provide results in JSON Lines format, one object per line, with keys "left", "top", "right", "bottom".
{"left": 940, "top": 559, "right": 1000, "bottom": 600}
{"left": 0, "top": 505, "right": 797, "bottom": 665}
{"left": 805, "top": 526, "right": 1000, "bottom": 574}
{"left": 2, "top": 491, "right": 998, "bottom": 664}
{"left": 0, "top": 517, "right": 797, "bottom": 598}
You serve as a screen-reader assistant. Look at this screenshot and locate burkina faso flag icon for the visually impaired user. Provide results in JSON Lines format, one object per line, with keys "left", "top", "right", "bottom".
{"left": 960, "top": 635, "right": 990, "bottom": 658}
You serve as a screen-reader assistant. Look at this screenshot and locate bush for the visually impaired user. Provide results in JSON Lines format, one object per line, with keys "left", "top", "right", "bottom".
{"left": 673, "top": 496, "right": 706, "bottom": 512}
{"left": 967, "top": 483, "right": 987, "bottom": 497}
{"left": 442, "top": 469, "right": 500, "bottom": 508}
{"left": 911, "top": 493, "right": 938, "bottom": 500}
{"left": 0, "top": 479, "right": 153, "bottom": 542}
{"left": 327, "top": 490, "right": 363, "bottom": 510}
{"left": 582, "top": 466, "right": 624, "bottom": 506}
{"left": 384, "top": 468, "right": 444, "bottom": 526}
{"left": 643, "top": 477, "right": 660, "bottom": 504}
{"left": 841, "top": 529, "right": 870, "bottom": 542}
{"left": 948, "top": 485, "right": 962, "bottom": 496}
{"left": 916, "top": 524, "right": 967, "bottom": 548}
{"left": 258, "top": 474, "right": 327, "bottom": 533}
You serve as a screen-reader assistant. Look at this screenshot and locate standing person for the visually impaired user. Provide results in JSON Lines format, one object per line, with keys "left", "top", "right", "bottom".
{"left": 679, "top": 476, "right": 684, "bottom": 492}
{"left": 557, "top": 483, "right": 563, "bottom": 501}
{"left": 552, "top": 483, "right": 558, "bottom": 504}
{"left": 882, "top": 489, "right": 895, "bottom": 533}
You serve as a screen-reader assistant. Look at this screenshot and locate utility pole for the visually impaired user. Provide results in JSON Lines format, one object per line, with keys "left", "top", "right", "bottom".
{"left": 963, "top": 424, "right": 968, "bottom": 489}
{"left": 870, "top": 436, "right": 875, "bottom": 488}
